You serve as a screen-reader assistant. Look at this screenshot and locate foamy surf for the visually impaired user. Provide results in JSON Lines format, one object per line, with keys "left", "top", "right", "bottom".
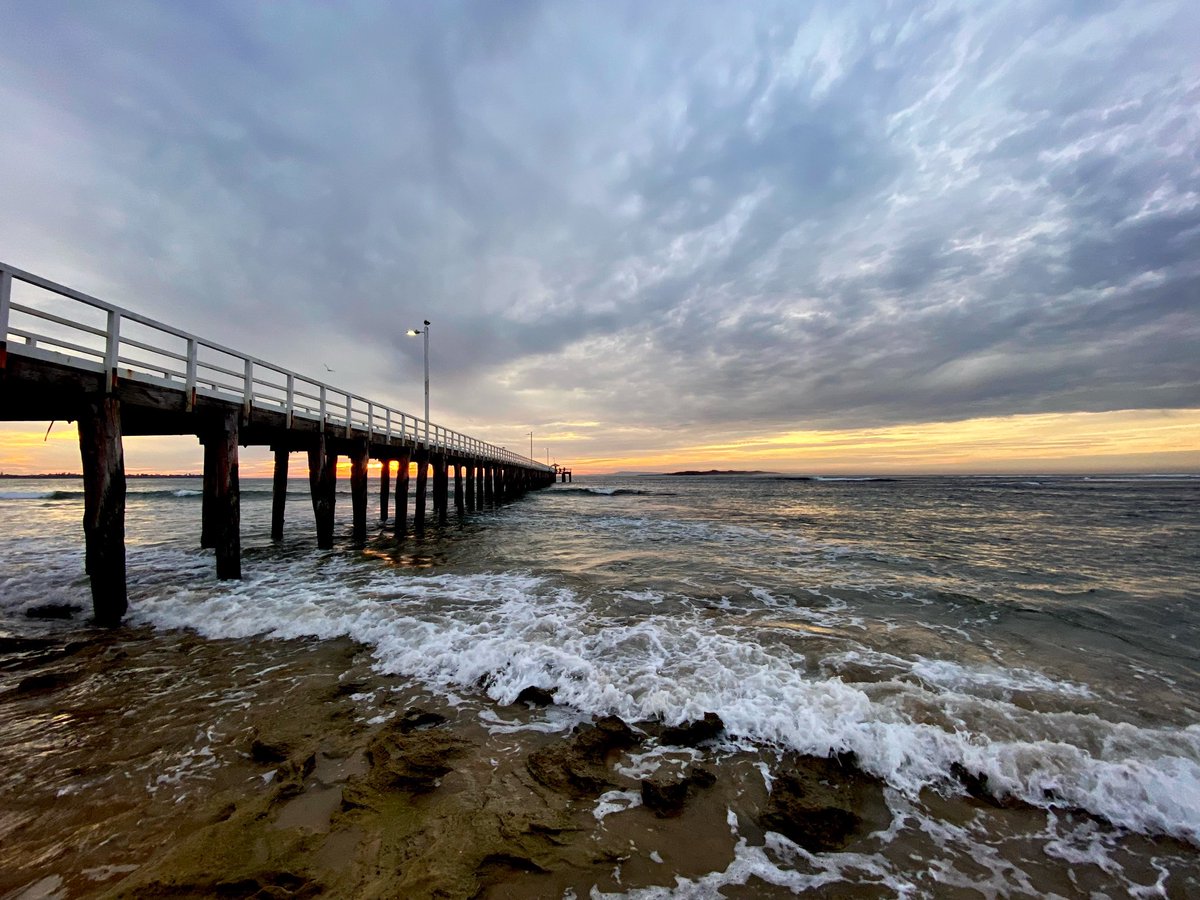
{"left": 121, "top": 552, "right": 1200, "bottom": 847}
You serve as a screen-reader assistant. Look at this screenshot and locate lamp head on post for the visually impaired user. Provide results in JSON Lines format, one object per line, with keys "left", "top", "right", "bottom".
{"left": 407, "top": 321, "right": 431, "bottom": 445}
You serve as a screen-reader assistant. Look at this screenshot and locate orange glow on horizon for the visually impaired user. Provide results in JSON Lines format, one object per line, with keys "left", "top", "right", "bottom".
{"left": 0, "top": 408, "right": 1197, "bottom": 478}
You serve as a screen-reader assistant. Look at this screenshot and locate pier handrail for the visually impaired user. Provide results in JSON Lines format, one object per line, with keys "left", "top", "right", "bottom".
{"left": 0, "top": 261, "right": 549, "bottom": 471}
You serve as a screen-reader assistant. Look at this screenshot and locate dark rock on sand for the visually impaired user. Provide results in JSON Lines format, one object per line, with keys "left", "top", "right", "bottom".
{"left": 121, "top": 868, "right": 320, "bottom": 899}
{"left": 661, "top": 712, "right": 724, "bottom": 747}
{"left": 515, "top": 686, "right": 556, "bottom": 707}
{"left": 641, "top": 765, "right": 717, "bottom": 817}
{"left": 360, "top": 720, "right": 468, "bottom": 794}
{"left": 331, "top": 679, "right": 367, "bottom": 697}
{"left": 15, "top": 669, "right": 81, "bottom": 694}
{"left": 950, "top": 762, "right": 1031, "bottom": 811}
{"left": 250, "top": 736, "right": 292, "bottom": 765}
{"left": 527, "top": 715, "right": 639, "bottom": 797}
{"left": 396, "top": 707, "right": 448, "bottom": 732}
{"left": 25, "top": 603, "right": 82, "bottom": 620}
{"left": 760, "top": 754, "right": 889, "bottom": 853}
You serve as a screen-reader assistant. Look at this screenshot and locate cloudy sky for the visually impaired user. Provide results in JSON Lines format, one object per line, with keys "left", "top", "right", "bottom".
{"left": 1, "top": 0, "right": 1197, "bottom": 474}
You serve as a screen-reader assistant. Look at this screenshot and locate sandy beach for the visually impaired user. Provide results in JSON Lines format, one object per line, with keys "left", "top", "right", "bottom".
{"left": 5, "top": 622, "right": 1197, "bottom": 899}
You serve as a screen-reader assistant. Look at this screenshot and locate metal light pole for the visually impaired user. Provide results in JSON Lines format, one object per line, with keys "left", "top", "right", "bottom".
{"left": 529, "top": 431, "right": 534, "bottom": 461}
{"left": 407, "top": 320, "right": 430, "bottom": 445}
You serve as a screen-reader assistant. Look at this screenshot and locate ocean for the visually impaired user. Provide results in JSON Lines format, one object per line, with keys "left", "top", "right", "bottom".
{"left": 1, "top": 472, "right": 1197, "bottom": 897}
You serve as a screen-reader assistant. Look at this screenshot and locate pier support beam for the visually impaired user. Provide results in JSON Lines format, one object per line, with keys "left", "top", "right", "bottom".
{"left": 211, "top": 411, "right": 241, "bottom": 580}
{"left": 78, "top": 395, "right": 127, "bottom": 626}
{"left": 350, "top": 439, "right": 368, "bottom": 544}
{"left": 308, "top": 435, "right": 337, "bottom": 549}
{"left": 379, "top": 459, "right": 391, "bottom": 522}
{"left": 414, "top": 455, "right": 428, "bottom": 534}
{"left": 453, "top": 461, "right": 465, "bottom": 515}
{"left": 465, "top": 462, "right": 475, "bottom": 511}
{"left": 200, "top": 438, "right": 219, "bottom": 548}
{"left": 394, "top": 453, "right": 410, "bottom": 538}
{"left": 476, "top": 464, "right": 485, "bottom": 508}
{"left": 270, "top": 447, "right": 288, "bottom": 541}
{"left": 434, "top": 456, "right": 449, "bottom": 524}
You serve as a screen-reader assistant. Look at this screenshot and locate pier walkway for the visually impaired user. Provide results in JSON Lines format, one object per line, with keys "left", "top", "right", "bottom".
{"left": 0, "top": 261, "right": 556, "bottom": 625}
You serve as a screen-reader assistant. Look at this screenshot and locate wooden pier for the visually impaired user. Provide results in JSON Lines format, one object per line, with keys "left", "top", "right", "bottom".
{"left": 0, "top": 262, "right": 557, "bottom": 625}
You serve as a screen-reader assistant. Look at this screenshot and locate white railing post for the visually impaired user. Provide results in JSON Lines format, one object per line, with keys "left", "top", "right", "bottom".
{"left": 104, "top": 309, "right": 120, "bottom": 392}
{"left": 385, "top": 408, "right": 392, "bottom": 441}
{"left": 367, "top": 401, "right": 374, "bottom": 441}
{"left": 345, "top": 395, "right": 353, "bottom": 435}
{"left": 286, "top": 374, "right": 295, "bottom": 428}
{"left": 0, "top": 268, "right": 11, "bottom": 368}
{"left": 319, "top": 385, "right": 327, "bottom": 432}
{"left": 185, "top": 338, "right": 198, "bottom": 410}
{"left": 243, "top": 358, "right": 254, "bottom": 414}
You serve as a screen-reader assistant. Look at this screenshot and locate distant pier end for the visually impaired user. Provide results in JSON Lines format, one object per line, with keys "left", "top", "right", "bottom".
{"left": 0, "top": 262, "right": 557, "bottom": 625}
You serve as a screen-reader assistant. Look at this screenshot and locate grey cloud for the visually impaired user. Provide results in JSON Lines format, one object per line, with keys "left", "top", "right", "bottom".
{"left": 0, "top": 0, "right": 1196, "bottom": 447}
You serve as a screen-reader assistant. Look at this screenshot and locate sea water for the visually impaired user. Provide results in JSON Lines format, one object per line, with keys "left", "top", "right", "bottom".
{"left": 1, "top": 473, "right": 1197, "bottom": 895}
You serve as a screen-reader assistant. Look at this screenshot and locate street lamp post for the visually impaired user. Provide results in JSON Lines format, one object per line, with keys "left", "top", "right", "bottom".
{"left": 529, "top": 431, "right": 533, "bottom": 461}
{"left": 407, "top": 320, "right": 430, "bottom": 445}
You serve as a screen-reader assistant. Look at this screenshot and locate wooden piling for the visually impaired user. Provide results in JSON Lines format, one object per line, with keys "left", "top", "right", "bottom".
{"left": 476, "top": 464, "right": 485, "bottom": 508}
{"left": 212, "top": 411, "right": 241, "bottom": 580}
{"left": 394, "top": 453, "right": 410, "bottom": 537}
{"left": 200, "top": 438, "right": 219, "bottom": 548}
{"left": 77, "top": 395, "right": 127, "bottom": 626}
{"left": 453, "top": 461, "right": 465, "bottom": 514}
{"left": 435, "top": 456, "right": 449, "bottom": 524}
{"left": 414, "top": 456, "right": 428, "bottom": 533}
{"left": 270, "top": 446, "right": 288, "bottom": 541}
{"left": 308, "top": 435, "right": 337, "bottom": 549}
{"left": 465, "top": 462, "right": 475, "bottom": 510}
{"left": 376, "top": 460, "right": 391, "bottom": 525}
{"left": 350, "top": 439, "right": 368, "bottom": 544}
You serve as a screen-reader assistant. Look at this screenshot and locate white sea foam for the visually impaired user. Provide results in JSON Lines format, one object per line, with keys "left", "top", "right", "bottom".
{"left": 121, "top": 556, "right": 1200, "bottom": 845}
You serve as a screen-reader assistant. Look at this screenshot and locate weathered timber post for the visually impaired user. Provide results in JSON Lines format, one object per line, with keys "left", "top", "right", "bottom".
{"left": 436, "top": 456, "right": 449, "bottom": 524}
{"left": 308, "top": 435, "right": 337, "bottom": 549}
{"left": 476, "top": 464, "right": 485, "bottom": 508}
{"left": 78, "top": 395, "right": 127, "bottom": 626}
{"left": 350, "top": 439, "right": 369, "bottom": 544}
{"left": 394, "top": 453, "right": 410, "bottom": 538}
{"left": 485, "top": 465, "right": 495, "bottom": 505}
{"left": 200, "top": 438, "right": 220, "bottom": 548}
{"left": 414, "top": 455, "right": 428, "bottom": 533}
{"left": 453, "top": 461, "right": 465, "bottom": 514}
{"left": 465, "top": 462, "right": 475, "bottom": 511}
{"left": 212, "top": 410, "right": 241, "bottom": 579}
{"left": 270, "top": 446, "right": 288, "bottom": 541}
{"left": 379, "top": 458, "right": 391, "bottom": 522}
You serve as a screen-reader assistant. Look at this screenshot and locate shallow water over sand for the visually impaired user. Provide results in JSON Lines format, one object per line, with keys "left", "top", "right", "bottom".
{"left": 1, "top": 474, "right": 1197, "bottom": 896}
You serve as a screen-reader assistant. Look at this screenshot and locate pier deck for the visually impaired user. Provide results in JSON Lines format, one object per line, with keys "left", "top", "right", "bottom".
{"left": 0, "top": 261, "right": 556, "bottom": 624}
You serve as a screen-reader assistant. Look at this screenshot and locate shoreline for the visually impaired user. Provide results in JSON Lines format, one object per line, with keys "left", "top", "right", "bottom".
{"left": 3, "top": 624, "right": 1197, "bottom": 898}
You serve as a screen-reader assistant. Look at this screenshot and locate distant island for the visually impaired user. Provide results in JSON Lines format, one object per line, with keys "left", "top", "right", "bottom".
{"left": 656, "top": 470, "right": 779, "bottom": 476}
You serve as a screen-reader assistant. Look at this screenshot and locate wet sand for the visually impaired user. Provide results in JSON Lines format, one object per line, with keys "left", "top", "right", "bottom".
{"left": 2, "top": 626, "right": 1197, "bottom": 898}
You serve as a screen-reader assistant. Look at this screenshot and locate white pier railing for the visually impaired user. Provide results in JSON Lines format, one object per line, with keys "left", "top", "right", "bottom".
{"left": 0, "top": 261, "right": 549, "bottom": 471}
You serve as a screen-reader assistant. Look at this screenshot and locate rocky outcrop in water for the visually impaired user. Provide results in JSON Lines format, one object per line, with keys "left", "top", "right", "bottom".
{"left": 641, "top": 764, "right": 717, "bottom": 817}
{"left": 759, "top": 753, "right": 890, "bottom": 852}
{"left": 355, "top": 716, "right": 468, "bottom": 795}
{"left": 661, "top": 712, "right": 725, "bottom": 746}
{"left": 515, "top": 686, "right": 556, "bottom": 707}
{"left": 527, "top": 715, "right": 639, "bottom": 797}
